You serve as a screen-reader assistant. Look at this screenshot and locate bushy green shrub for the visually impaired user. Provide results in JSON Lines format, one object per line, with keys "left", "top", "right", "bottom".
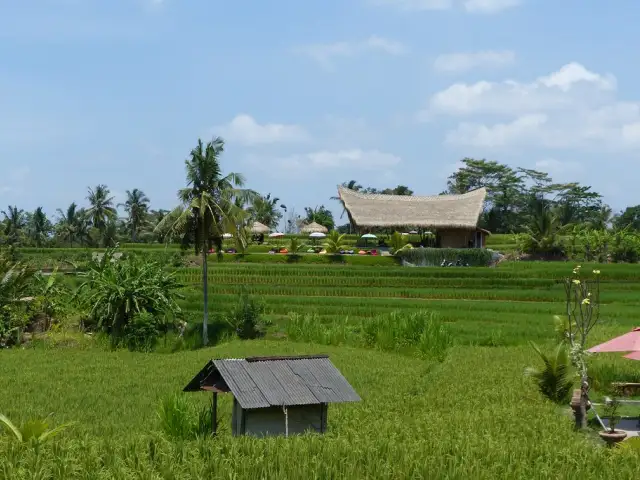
{"left": 0, "top": 253, "right": 33, "bottom": 346}
{"left": 397, "top": 248, "right": 493, "bottom": 267}
{"left": 122, "top": 311, "right": 164, "bottom": 352}
{"left": 74, "top": 246, "right": 183, "bottom": 345}
{"left": 226, "top": 291, "right": 269, "bottom": 340}
{"left": 524, "top": 342, "right": 574, "bottom": 404}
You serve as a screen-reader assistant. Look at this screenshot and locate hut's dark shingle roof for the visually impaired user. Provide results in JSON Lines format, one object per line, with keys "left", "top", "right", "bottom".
{"left": 183, "top": 355, "right": 360, "bottom": 409}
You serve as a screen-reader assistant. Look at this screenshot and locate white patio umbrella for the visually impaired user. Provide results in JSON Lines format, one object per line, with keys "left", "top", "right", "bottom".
{"left": 361, "top": 233, "right": 377, "bottom": 247}
{"left": 309, "top": 231, "right": 326, "bottom": 245}
{"left": 269, "top": 232, "right": 285, "bottom": 238}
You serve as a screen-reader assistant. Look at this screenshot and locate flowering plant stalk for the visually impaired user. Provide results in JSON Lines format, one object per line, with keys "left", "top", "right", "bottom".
{"left": 564, "top": 265, "right": 601, "bottom": 429}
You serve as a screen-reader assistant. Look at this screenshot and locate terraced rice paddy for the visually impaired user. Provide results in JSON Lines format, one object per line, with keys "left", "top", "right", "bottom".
{"left": 176, "top": 262, "right": 640, "bottom": 345}
{"left": 3, "top": 254, "right": 640, "bottom": 478}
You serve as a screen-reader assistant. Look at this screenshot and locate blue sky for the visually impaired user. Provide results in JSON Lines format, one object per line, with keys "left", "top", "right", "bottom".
{"left": 1, "top": 0, "right": 639, "bottom": 224}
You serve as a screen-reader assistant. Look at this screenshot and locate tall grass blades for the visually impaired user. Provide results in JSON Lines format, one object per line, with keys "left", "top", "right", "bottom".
{"left": 285, "top": 310, "right": 452, "bottom": 360}
{"left": 157, "top": 394, "right": 211, "bottom": 440}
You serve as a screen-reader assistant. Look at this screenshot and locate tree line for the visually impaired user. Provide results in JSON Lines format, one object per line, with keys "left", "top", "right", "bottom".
{"left": 3, "top": 154, "right": 640, "bottom": 250}
{"left": 337, "top": 158, "right": 640, "bottom": 234}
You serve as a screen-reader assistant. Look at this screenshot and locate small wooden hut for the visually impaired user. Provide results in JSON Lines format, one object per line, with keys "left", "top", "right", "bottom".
{"left": 183, "top": 354, "right": 360, "bottom": 437}
{"left": 300, "top": 222, "right": 328, "bottom": 234}
{"left": 337, "top": 186, "right": 490, "bottom": 247}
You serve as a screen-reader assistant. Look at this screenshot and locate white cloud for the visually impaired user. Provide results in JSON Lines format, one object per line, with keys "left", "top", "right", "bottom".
{"left": 463, "top": 0, "right": 520, "bottom": 13}
{"left": 425, "top": 62, "right": 640, "bottom": 151}
{"left": 428, "top": 62, "right": 616, "bottom": 117}
{"left": 534, "top": 158, "right": 580, "bottom": 176}
{"left": 277, "top": 149, "right": 401, "bottom": 170}
{"left": 371, "top": 0, "right": 519, "bottom": 13}
{"left": 215, "top": 114, "right": 309, "bottom": 146}
{"left": 622, "top": 123, "right": 640, "bottom": 144}
{"left": 445, "top": 114, "right": 547, "bottom": 147}
{"left": 433, "top": 50, "right": 515, "bottom": 73}
{"left": 293, "top": 36, "right": 406, "bottom": 69}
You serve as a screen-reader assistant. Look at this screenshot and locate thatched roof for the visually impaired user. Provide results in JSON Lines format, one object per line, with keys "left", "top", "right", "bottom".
{"left": 250, "top": 221, "right": 270, "bottom": 234}
{"left": 300, "top": 221, "right": 328, "bottom": 234}
{"left": 337, "top": 186, "right": 487, "bottom": 231}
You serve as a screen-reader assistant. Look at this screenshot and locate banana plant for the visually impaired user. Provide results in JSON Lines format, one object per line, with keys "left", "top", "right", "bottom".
{"left": 389, "top": 232, "right": 413, "bottom": 255}
{"left": 0, "top": 413, "right": 74, "bottom": 445}
{"left": 33, "top": 266, "right": 68, "bottom": 329}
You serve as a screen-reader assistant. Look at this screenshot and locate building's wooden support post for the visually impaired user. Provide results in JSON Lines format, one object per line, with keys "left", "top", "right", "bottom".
{"left": 212, "top": 392, "right": 218, "bottom": 436}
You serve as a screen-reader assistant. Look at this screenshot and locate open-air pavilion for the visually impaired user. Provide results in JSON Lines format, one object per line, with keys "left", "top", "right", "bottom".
{"left": 337, "top": 186, "right": 490, "bottom": 248}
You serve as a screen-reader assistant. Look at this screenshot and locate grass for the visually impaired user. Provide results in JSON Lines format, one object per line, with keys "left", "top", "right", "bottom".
{"left": 4, "top": 253, "right": 640, "bottom": 477}
{"left": 2, "top": 340, "right": 640, "bottom": 478}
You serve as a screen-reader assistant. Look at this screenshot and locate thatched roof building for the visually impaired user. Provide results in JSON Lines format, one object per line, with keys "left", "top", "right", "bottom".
{"left": 337, "top": 186, "right": 489, "bottom": 248}
{"left": 250, "top": 222, "right": 270, "bottom": 234}
{"left": 300, "top": 221, "right": 329, "bottom": 234}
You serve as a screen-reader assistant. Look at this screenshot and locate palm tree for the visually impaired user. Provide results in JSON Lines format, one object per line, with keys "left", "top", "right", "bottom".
{"left": 28, "top": 207, "right": 51, "bottom": 247}
{"left": 55, "top": 203, "right": 80, "bottom": 246}
{"left": 323, "top": 230, "right": 347, "bottom": 254}
{"left": 331, "top": 181, "right": 361, "bottom": 233}
{"left": 524, "top": 196, "right": 564, "bottom": 254}
{"left": 75, "top": 208, "right": 93, "bottom": 247}
{"left": 248, "top": 193, "right": 286, "bottom": 230}
{"left": 119, "top": 189, "right": 150, "bottom": 242}
{"left": 1, "top": 206, "right": 26, "bottom": 245}
{"left": 155, "top": 137, "right": 256, "bottom": 345}
{"left": 86, "top": 185, "right": 117, "bottom": 243}
{"left": 589, "top": 205, "right": 613, "bottom": 231}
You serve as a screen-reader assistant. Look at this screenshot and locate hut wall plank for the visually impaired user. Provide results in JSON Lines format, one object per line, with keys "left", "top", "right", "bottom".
{"left": 244, "top": 406, "right": 323, "bottom": 437}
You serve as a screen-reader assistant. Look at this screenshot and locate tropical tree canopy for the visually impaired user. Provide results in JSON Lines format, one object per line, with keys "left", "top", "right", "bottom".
{"left": 248, "top": 193, "right": 285, "bottom": 230}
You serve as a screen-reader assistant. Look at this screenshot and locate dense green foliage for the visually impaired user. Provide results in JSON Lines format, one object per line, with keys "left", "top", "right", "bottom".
{"left": 525, "top": 343, "right": 574, "bottom": 404}
{"left": 397, "top": 247, "right": 494, "bottom": 266}
{"left": 75, "top": 247, "right": 183, "bottom": 344}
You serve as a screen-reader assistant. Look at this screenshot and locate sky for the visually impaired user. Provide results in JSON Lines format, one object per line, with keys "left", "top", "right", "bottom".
{"left": 1, "top": 0, "right": 639, "bottom": 225}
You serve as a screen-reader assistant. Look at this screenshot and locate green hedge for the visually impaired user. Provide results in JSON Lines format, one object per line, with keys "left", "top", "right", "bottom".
{"left": 397, "top": 248, "right": 494, "bottom": 267}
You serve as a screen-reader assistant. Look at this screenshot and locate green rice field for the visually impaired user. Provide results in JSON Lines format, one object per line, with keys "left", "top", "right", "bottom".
{"left": 3, "top": 255, "right": 640, "bottom": 478}
{"left": 176, "top": 262, "right": 640, "bottom": 346}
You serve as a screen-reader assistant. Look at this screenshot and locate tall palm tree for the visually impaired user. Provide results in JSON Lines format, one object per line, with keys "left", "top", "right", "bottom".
{"left": 155, "top": 137, "right": 256, "bottom": 345}
{"left": 248, "top": 193, "right": 286, "bottom": 230}
{"left": 86, "top": 185, "right": 117, "bottom": 243}
{"left": 1, "top": 206, "right": 26, "bottom": 245}
{"left": 331, "top": 180, "right": 361, "bottom": 233}
{"left": 119, "top": 188, "right": 150, "bottom": 242}
{"left": 525, "top": 196, "right": 563, "bottom": 254}
{"left": 55, "top": 202, "right": 80, "bottom": 246}
{"left": 75, "top": 208, "right": 93, "bottom": 246}
{"left": 28, "top": 207, "right": 51, "bottom": 247}
{"left": 589, "top": 205, "right": 613, "bottom": 231}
